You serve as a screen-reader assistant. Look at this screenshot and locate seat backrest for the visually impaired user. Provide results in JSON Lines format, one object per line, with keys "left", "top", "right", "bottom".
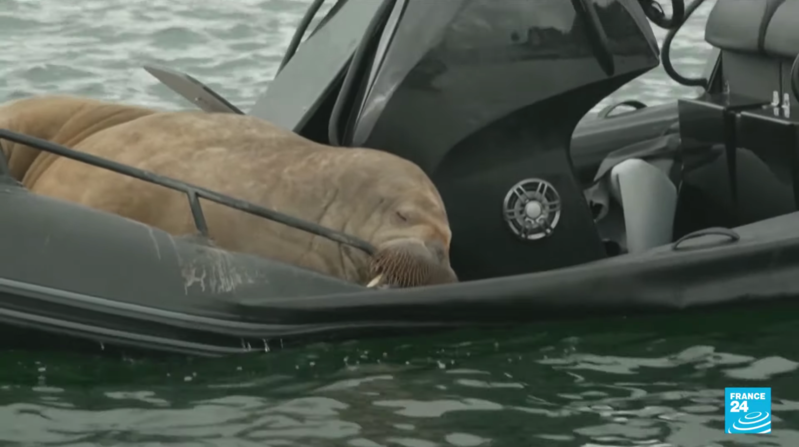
{"left": 705, "top": 0, "right": 784, "bottom": 55}
{"left": 704, "top": 0, "right": 785, "bottom": 102}
{"left": 763, "top": 1, "right": 799, "bottom": 59}
{"left": 764, "top": 1, "right": 799, "bottom": 116}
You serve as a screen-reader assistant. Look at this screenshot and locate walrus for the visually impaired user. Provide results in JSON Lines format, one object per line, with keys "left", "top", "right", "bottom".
{"left": 0, "top": 95, "right": 158, "bottom": 185}
{"left": 0, "top": 95, "right": 458, "bottom": 288}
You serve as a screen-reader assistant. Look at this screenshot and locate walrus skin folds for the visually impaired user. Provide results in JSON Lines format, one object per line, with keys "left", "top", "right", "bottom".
{"left": 0, "top": 95, "right": 458, "bottom": 288}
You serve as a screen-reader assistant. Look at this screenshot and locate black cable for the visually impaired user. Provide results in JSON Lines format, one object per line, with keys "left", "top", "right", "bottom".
{"left": 661, "top": 0, "right": 707, "bottom": 88}
{"left": 639, "top": 0, "right": 685, "bottom": 30}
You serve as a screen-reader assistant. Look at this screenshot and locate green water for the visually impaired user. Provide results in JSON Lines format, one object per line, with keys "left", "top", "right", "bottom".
{"left": 1, "top": 308, "right": 798, "bottom": 446}
{"left": 4, "top": 0, "right": 797, "bottom": 445}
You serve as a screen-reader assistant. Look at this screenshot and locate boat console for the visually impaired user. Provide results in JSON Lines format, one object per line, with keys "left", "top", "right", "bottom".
{"left": 251, "top": 0, "right": 662, "bottom": 281}
{"left": 678, "top": 0, "right": 799, "bottom": 227}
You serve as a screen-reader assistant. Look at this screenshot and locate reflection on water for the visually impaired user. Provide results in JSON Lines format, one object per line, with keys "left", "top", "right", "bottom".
{"left": 3, "top": 0, "right": 799, "bottom": 445}
{"left": 0, "top": 0, "right": 329, "bottom": 110}
{"left": 0, "top": 309, "right": 799, "bottom": 446}
{"left": 0, "top": 0, "right": 714, "bottom": 112}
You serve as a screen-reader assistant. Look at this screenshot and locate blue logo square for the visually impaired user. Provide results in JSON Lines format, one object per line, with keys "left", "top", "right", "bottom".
{"left": 725, "top": 387, "right": 771, "bottom": 434}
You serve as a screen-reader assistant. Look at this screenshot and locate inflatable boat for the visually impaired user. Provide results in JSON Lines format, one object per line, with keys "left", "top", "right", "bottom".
{"left": 3, "top": 0, "right": 799, "bottom": 357}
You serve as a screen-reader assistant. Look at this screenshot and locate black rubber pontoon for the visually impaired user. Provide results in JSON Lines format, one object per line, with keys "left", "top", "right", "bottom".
{"left": 4, "top": 0, "right": 799, "bottom": 357}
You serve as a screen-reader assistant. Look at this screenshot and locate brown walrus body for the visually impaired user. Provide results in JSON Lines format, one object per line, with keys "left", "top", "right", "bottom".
{"left": 0, "top": 95, "right": 458, "bottom": 288}
{"left": 0, "top": 95, "right": 158, "bottom": 185}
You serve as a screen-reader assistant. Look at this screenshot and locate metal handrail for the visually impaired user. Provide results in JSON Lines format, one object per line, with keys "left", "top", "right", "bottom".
{"left": 0, "top": 129, "right": 377, "bottom": 255}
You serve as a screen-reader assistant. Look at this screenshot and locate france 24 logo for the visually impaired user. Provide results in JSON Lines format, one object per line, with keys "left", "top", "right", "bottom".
{"left": 725, "top": 387, "right": 771, "bottom": 434}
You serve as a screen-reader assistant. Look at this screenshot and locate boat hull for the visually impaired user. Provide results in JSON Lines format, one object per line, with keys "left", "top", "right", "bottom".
{"left": 2, "top": 174, "right": 799, "bottom": 356}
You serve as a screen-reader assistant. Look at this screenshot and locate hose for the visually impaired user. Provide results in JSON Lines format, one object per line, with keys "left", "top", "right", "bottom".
{"left": 639, "top": 0, "right": 685, "bottom": 30}
{"left": 661, "top": 0, "right": 708, "bottom": 88}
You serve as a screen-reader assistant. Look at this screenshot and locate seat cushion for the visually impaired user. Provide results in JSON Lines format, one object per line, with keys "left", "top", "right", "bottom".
{"left": 705, "top": 0, "right": 784, "bottom": 54}
{"left": 764, "top": 1, "right": 799, "bottom": 58}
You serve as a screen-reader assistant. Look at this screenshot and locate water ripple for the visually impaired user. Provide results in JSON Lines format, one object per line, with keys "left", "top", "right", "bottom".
{"left": 5, "top": 0, "right": 799, "bottom": 446}
{"left": 1, "top": 312, "right": 799, "bottom": 446}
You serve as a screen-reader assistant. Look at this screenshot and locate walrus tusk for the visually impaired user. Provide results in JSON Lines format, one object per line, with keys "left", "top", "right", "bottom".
{"left": 366, "top": 274, "right": 383, "bottom": 288}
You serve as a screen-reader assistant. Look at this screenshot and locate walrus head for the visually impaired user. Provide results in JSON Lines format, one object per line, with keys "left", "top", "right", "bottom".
{"left": 352, "top": 153, "right": 458, "bottom": 289}
{"left": 368, "top": 237, "right": 457, "bottom": 288}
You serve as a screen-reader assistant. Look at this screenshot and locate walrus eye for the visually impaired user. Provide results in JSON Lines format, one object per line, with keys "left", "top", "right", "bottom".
{"left": 395, "top": 210, "right": 409, "bottom": 222}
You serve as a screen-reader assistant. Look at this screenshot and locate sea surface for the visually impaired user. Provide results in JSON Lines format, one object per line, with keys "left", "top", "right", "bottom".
{"left": 2, "top": 0, "right": 798, "bottom": 446}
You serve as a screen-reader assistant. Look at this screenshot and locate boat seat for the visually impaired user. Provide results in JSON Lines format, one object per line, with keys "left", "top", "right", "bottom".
{"left": 677, "top": 0, "right": 799, "bottom": 225}
{"left": 763, "top": 1, "right": 799, "bottom": 60}
{"left": 678, "top": 0, "right": 787, "bottom": 160}
{"left": 588, "top": 158, "right": 678, "bottom": 255}
{"left": 704, "top": 0, "right": 784, "bottom": 56}
{"left": 735, "top": 1, "right": 799, "bottom": 214}
{"left": 760, "top": 1, "right": 799, "bottom": 115}
{"left": 701, "top": 0, "right": 785, "bottom": 101}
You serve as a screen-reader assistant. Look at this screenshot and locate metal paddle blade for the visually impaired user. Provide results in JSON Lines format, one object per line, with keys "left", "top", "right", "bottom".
{"left": 143, "top": 65, "right": 244, "bottom": 115}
